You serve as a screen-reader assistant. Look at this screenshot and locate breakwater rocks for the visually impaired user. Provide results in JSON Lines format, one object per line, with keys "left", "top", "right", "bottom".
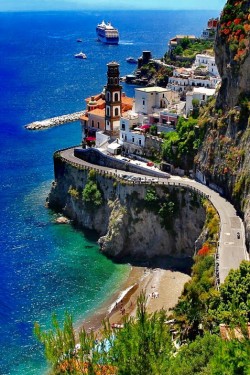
{"left": 25, "top": 111, "right": 86, "bottom": 130}
{"left": 48, "top": 157, "right": 206, "bottom": 261}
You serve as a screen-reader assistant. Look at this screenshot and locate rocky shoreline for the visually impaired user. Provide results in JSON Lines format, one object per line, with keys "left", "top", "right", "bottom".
{"left": 25, "top": 110, "right": 86, "bottom": 130}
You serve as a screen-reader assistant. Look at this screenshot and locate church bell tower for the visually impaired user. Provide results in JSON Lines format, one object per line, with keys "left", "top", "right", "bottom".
{"left": 105, "top": 62, "right": 122, "bottom": 136}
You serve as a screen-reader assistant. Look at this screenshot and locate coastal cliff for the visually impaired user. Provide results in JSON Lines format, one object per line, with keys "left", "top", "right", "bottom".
{"left": 48, "top": 157, "right": 206, "bottom": 261}
{"left": 195, "top": 0, "right": 250, "bottom": 245}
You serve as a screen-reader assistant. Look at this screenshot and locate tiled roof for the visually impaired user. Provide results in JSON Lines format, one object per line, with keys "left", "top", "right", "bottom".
{"left": 121, "top": 96, "right": 133, "bottom": 106}
{"left": 88, "top": 108, "right": 105, "bottom": 117}
{"left": 85, "top": 93, "right": 103, "bottom": 102}
{"left": 80, "top": 115, "right": 88, "bottom": 121}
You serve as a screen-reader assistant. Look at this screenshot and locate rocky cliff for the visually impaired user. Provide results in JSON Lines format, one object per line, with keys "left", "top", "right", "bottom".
{"left": 215, "top": 0, "right": 250, "bottom": 109}
{"left": 195, "top": 0, "right": 250, "bottom": 246}
{"left": 48, "top": 157, "right": 206, "bottom": 262}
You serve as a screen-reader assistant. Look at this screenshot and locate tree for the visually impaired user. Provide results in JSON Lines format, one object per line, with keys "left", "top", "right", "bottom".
{"left": 82, "top": 180, "right": 102, "bottom": 207}
{"left": 105, "top": 292, "right": 173, "bottom": 375}
{"left": 207, "top": 338, "right": 250, "bottom": 375}
{"left": 209, "top": 260, "right": 250, "bottom": 325}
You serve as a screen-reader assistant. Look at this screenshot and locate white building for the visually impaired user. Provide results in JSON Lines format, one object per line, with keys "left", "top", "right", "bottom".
{"left": 186, "top": 87, "right": 215, "bottom": 116}
{"left": 134, "top": 87, "right": 171, "bottom": 114}
{"left": 120, "top": 112, "right": 146, "bottom": 148}
{"left": 168, "top": 63, "right": 220, "bottom": 93}
{"left": 193, "top": 54, "right": 219, "bottom": 76}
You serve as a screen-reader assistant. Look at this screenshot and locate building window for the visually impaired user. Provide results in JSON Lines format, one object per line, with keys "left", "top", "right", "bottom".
{"left": 121, "top": 123, "right": 125, "bottom": 130}
{"left": 143, "top": 100, "right": 145, "bottom": 105}
{"left": 114, "top": 93, "right": 119, "bottom": 102}
{"left": 92, "top": 120, "right": 94, "bottom": 127}
{"left": 97, "top": 122, "right": 100, "bottom": 129}
{"left": 132, "top": 137, "right": 134, "bottom": 143}
{"left": 115, "top": 108, "right": 119, "bottom": 116}
{"left": 106, "top": 107, "right": 110, "bottom": 116}
{"left": 139, "top": 139, "right": 141, "bottom": 145}
{"left": 106, "top": 92, "right": 110, "bottom": 101}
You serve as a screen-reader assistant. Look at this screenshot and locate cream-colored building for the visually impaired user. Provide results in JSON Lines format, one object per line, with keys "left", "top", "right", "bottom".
{"left": 134, "top": 87, "right": 171, "bottom": 114}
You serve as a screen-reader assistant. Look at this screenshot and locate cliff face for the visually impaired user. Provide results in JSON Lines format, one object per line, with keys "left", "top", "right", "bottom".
{"left": 195, "top": 0, "right": 250, "bottom": 246}
{"left": 48, "top": 158, "right": 206, "bottom": 261}
{"left": 215, "top": 0, "right": 250, "bottom": 109}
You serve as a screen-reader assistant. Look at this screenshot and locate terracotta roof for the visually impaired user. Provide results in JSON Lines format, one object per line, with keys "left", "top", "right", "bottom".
{"left": 96, "top": 98, "right": 105, "bottom": 108}
{"left": 85, "top": 93, "right": 103, "bottom": 102}
{"left": 88, "top": 108, "right": 105, "bottom": 117}
{"left": 80, "top": 115, "right": 88, "bottom": 121}
{"left": 220, "top": 323, "right": 250, "bottom": 341}
{"left": 122, "top": 96, "right": 133, "bottom": 106}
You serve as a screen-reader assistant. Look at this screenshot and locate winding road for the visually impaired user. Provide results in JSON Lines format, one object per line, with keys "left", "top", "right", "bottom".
{"left": 60, "top": 147, "right": 249, "bottom": 285}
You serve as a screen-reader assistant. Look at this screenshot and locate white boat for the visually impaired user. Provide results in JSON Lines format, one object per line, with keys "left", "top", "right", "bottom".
{"left": 74, "top": 52, "right": 87, "bottom": 59}
{"left": 126, "top": 57, "right": 137, "bottom": 64}
{"left": 96, "top": 21, "right": 119, "bottom": 44}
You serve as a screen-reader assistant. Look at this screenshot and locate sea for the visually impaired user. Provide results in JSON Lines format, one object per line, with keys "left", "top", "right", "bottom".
{"left": 0, "top": 9, "right": 219, "bottom": 375}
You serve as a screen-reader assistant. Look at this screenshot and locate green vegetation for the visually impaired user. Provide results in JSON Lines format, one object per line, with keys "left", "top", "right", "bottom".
{"left": 164, "top": 38, "right": 214, "bottom": 67}
{"left": 173, "top": 38, "right": 214, "bottom": 59}
{"left": 143, "top": 187, "right": 179, "bottom": 229}
{"left": 140, "top": 62, "right": 157, "bottom": 78}
{"left": 82, "top": 170, "right": 103, "bottom": 207}
{"left": 209, "top": 260, "right": 250, "bottom": 325}
{"left": 68, "top": 185, "right": 80, "bottom": 200}
{"left": 161, "top": 116, "right": 207, "bottom": 169}
{"left": 35, "top": 262, "right": 250, "bottom": 375}
{"left": 149, "top": 124, "right": 157, "bottom": 136}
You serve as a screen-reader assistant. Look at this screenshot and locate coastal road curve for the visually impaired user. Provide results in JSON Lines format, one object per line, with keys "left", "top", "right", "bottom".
{"left": 60, "top": 147, "right": 249, "bottom": 284}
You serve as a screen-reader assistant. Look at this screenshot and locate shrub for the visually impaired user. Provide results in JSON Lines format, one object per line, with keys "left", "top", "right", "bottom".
{"left": 82, "top": 180, "right": 103, "bottom": 207}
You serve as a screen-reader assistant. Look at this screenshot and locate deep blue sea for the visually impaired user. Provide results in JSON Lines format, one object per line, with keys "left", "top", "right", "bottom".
{"left": 0, "top": 9, "right": 218, "bottom": 375}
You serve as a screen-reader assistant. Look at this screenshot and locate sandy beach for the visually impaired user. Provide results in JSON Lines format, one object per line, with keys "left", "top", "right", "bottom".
{"left": 79, "top": 265, "right": 190, "bottom": 335}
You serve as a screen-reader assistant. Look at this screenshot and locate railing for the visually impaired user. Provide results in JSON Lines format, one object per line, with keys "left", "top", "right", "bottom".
{"left": 54, "top": 146, "right": 247, "bottom": 287}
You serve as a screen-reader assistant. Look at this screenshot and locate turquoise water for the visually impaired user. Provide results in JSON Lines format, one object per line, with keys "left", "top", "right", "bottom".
{"left": 0, "top": 9, "right": 218, "bottom": 374}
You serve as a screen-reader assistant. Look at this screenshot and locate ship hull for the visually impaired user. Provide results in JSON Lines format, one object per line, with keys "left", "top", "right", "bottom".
{"left": 97, "top": 34, "right": 119, "bottom": 44}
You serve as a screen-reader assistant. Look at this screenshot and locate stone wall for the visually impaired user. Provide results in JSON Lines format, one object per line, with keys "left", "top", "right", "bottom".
{"left": 74, "top": 147, "right": 168, "bottom": 178}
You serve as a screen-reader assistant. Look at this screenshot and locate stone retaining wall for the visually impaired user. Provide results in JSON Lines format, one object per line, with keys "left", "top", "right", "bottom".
{"left": 74, "top": 147, "right": 169, "bottom": 178}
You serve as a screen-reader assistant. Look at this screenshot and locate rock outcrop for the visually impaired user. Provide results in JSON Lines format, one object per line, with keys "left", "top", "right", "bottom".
{"left": 195, "top": 0, "right": 250, "bottom": 246}
{"left": 48, "top": 157, "right": 206, "bottom": 261}
{"left": 215, "top": 0, "right": 250, "bottom": 109}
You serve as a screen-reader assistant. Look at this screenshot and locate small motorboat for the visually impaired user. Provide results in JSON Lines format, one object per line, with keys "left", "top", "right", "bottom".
{"left": 77, "top": 39, "right": 83, "bottom": 42}
{"left": 126, "top": 56, "right": 137, "bottom": 64}
{"left": 74, "top": 52, "right": 87, "bottom": 59}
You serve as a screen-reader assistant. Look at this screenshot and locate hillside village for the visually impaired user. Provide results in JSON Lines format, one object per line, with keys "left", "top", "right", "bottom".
{"left": 79, "top": 17, "right": 221, "bottom": 177}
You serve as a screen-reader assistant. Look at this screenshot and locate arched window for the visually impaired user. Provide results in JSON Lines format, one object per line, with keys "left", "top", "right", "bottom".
{"left": 97, "top": 122, "right": 100, "bottom": 129}
{"left": 92, "top": 120, "right": 94, "bottom": 127}
{"left": 106, "top": 107, "right": 110, "bottom": 116}
{"left": 114, "top": 93, "right": 119, "bottom": 102}
{"left": 106, "top": 92, "right": 111, "bottom": 101}
{"left": 115, "top": 108, "right": 119, "bottom": 116}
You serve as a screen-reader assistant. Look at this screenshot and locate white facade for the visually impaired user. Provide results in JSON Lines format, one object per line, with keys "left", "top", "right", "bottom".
{"left": 186, "top": 87, "right": 215, "bottom": 116}
{"left": 168, "top": 65, "right": 220, "bottom": 93}
{"left": 194, "top": 54, "right": 219, "bottom": 76}
{"left": 134, "top": 87, "right": 170, "bottom": 114}
{"left": 95, "top": 131, "right": 110, "bottom": 148}
{"left": 119, "top": 112, "right": 145, "bottom": 147}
